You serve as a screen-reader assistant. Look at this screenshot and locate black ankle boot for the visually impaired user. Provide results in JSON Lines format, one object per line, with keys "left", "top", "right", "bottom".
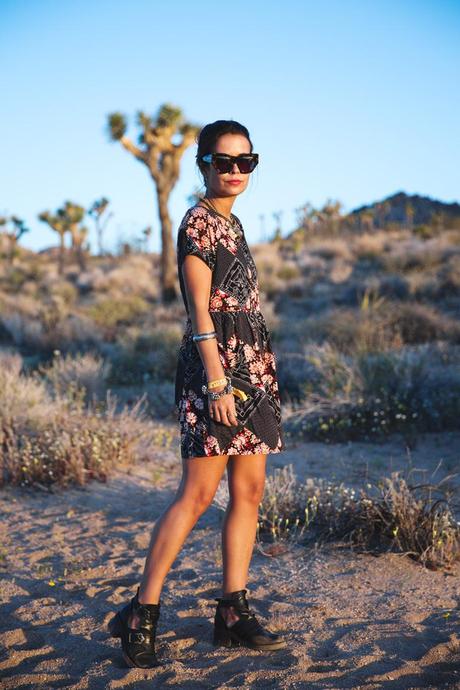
{"left": 213, "top": 588, "right": 287, "bottom": 651}
{"left": 108, "top": 586, "right": 161, "bottom": 668}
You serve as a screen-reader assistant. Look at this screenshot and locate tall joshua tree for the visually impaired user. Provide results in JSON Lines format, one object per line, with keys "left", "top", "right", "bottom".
{"left": 106, "top": 103, "right": 201, "bottom": 302}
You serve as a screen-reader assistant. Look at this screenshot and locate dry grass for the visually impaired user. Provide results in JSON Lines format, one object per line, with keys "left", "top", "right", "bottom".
{"left": 353, "top": 231, "right": 390, "bottom": 259}
{"left": 0, "top": 351, "right": 173, "bottom": 488}
{"left": 243, "top": 464, "right": 460, "bottom": 571}
{"left": 36, "top": 350, "right": 111, "bottom": 404}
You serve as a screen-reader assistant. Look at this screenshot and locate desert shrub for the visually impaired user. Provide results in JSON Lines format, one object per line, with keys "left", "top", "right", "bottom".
{"left": 302, "top": 342, "right": 354, "bottom": 398}
{"left": 0, "top": 261, "right": 46, "bottom": 293}
{"left": 382, "top": 244, "right": 447, "bottom": 273}
{"left": 213, "top": 463, "right": 460, "bottom": 569}
{"left": 304, "top": 469, "right": 460, "bottom": 570}
{"left": 0, "top": 352, "right": 50, "bottom": 426}
{"left": 376, "top": 274, "right": 410, "bottom": 300}
{"left": 386, "top": 303, "right": 460, "bottom": 344}
{"left": 0, "top": 394, "right": 167, "bottom": 488}
{"left": 309, "top": 239, "right": 353, "bottom": 262}
{"left": 36, "top": 350, "right": 111, "bottom": 404}
{"left": 436, "top": 254, "right": 460, "bottom": 297}
{"left": 276, "top": 264, "right": 301, "bottom": 281}
{"left": 306, "top": 298, "right": 459, "bottom": 357}
{"left": 1, "top": 310, "right": 103, "bottom": 352}
{"left": 2, "top": 267, "right": 29, "bottom": 293}
{"left": 276, "top": 352, "right": 319, "bottom": 403}
{"left": 259, "top": 275, "right": 287, "bottom": 301}
{"left": 49, "top": 281, "right": 79, "bottom": 305}
{"left": 306, "top": 306, "right": 400, "bottom": 355}
{"left": 352, "top": 232, "right": 388, "bottom": 260}
{"left": 0, "top": 352, "right": 173, "bottom": 487}
{"left": 86, "top": 295, "right": 150, "bottom": 332}
{"left": 87, "top": 255, "right": 158, "bottom": 300}
{"left": 413, "top": 224, "right": 434, "bottom": 240}
{"left": 284, "top": 346, "right": 460, "bottom": 442}
{"left": 140, "top": 380, "right": 176, "bottom": 419}
{"left": 107, "top": 326, "right": 182, "bottom": 385}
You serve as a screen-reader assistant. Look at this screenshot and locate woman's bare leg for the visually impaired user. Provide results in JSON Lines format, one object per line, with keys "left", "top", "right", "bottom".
{"left": 129, "top": 453, "right": 229, "bottom": 625}
{"left": 219, "top": 453, "right": 267, "bottom": 625}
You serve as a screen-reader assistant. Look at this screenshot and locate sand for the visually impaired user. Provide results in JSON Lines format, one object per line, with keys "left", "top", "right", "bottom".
{"left": 1, "top": 430, "right": 460, "bottom": 689}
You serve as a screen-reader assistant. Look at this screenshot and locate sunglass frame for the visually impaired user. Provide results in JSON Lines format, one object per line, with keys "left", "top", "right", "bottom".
{"left": 201, "top": 153, "right": 259, "bottom": 174}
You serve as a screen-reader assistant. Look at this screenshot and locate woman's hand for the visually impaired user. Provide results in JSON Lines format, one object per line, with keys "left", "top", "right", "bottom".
{"left": 208, "top": 385, "right": 239, "bottom": 427}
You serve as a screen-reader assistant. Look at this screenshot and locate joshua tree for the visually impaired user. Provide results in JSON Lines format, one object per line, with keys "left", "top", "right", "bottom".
{"left": 38, "top": 210, "right": 68, "bottom": 275}
{"left": 320, "top": 198, "right": 343, "bottom": 235}
{"left": 39, "top": 201, "right": 89, "bottom": 274}
{"left": 88, "top": 197, "right": 113, "bottom": 256}
{"left": 259, "top": 213, "right": 266, "bottom": 242}
{"left": 405, "top": 201, "right": 415, "bottom": 230}
{"left": 106, "top": 103, "right": 201, "bottom": 302}
{"left": 142, "top": 225, "right": 152, "bottom": 253}
{"left": 375, "top": 200, "right": 391, "bottom": 229}
{"left": 0, "top": 215, "right": 29, "bottom": 265}
{"left": 272, "top": 210, "right": 283, "bottom": 241}
{"left": 360, "top": 209, "right": 375, "bottom": 234}
{"left": 295, "top": 202, "right": 316, "bottom": 234}
{"left": 70, "top": 225, "right": 89, "bottom": 272}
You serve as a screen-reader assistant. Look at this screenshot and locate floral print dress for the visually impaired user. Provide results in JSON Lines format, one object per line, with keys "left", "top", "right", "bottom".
{"left": 174, "top": 204, "right": 285, "bottom": 459}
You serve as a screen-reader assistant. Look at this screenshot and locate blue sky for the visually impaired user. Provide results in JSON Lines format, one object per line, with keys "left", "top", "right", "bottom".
{"left": 1, "top": 0, "right": 459, "bottom": 253}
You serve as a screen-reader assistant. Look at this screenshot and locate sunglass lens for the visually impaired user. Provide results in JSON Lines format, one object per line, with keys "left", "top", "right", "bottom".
{"left": 236, "top": 156, "right": 257, "bottom": 173}
{"left": 213, "top": 156, "right": 233, "bottom": 173}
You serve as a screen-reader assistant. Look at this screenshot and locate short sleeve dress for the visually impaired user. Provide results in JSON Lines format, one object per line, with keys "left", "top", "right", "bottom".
{"left": 174, "top": 203, "right": 285, "bottom": 459}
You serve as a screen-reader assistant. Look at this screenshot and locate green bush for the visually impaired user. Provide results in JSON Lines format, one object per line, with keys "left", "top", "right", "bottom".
{"left": 86, "top": 296, "right": 150, "bottom": 330}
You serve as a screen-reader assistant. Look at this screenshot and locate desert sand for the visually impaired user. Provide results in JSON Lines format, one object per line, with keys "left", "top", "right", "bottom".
{"left": 1, "top": 431, "right": 460, "bottom": 689}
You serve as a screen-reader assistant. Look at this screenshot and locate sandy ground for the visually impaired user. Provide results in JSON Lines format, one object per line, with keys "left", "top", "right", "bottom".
{"left": 1, "top": 430, "right": 460, "bottom": 689}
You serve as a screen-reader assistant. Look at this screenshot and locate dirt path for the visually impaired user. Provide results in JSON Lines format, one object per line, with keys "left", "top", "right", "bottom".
{"left": 1, "top": 434, "right": 459, "bottom": 689}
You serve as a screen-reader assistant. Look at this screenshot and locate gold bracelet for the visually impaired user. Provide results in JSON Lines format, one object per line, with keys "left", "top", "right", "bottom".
{"left": 207, "top": 377, "right": 228, "bottom": 389}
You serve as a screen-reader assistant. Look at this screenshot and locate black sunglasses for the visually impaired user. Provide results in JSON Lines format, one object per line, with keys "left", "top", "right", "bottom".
{"left": 200, "top": 153, "right": 259, "bottom": 174}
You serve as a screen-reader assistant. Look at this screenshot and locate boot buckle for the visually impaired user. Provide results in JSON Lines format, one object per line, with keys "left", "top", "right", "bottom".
{"left": 128, "top": 631, "right": 146, "bottom": 644}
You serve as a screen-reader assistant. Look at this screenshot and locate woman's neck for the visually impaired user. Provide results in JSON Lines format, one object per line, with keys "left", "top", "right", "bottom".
{"left": 200, "top": 195, "right": 234, "bottom": 221}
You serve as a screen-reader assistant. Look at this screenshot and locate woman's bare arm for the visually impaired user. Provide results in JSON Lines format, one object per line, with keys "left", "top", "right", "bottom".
{"left": 181, "top": 254, "right": 238, "bottom": 427}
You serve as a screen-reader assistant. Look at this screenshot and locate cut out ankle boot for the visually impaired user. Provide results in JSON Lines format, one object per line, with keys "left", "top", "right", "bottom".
{"left": 108, "top": 586, "right": 161, "bottom": 668}
{"left": 213, "top": 588, "right": 287, "bottom": 651}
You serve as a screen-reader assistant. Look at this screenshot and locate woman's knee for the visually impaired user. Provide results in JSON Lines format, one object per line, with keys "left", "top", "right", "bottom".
{"left": 229, "top": 480, "right": 265, "bottom": 506}
{"left": 177, "top": 489, "right": 216, "bottom": 517}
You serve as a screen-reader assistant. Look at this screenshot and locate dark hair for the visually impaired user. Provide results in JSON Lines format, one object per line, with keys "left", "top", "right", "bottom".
{"left": 196, "top": 119, "right": 254, "bottom": 187}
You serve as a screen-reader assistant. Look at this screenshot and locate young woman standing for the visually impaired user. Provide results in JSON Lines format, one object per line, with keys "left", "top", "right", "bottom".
{"left": 109, "top": 120, "right": 286, "bottom": 668}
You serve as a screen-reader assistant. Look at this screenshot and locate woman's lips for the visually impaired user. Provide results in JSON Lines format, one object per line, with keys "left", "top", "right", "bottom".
{"left": 227, "top": 180, "right": 242, "bottom": 186}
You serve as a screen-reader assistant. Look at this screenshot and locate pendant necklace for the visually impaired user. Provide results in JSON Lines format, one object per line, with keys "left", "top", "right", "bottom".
{"left": 199, "top": 196, "right": 243, "bottom": 240}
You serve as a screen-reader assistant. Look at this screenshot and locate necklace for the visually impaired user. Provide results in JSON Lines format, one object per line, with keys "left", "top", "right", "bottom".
{"left": 199, "top": 197, "right": 243, "bottom": 240}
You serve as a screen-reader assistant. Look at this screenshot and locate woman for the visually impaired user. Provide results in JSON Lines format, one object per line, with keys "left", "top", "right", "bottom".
{"left": 108, "top": 119, "right": 286, "bottom": 668}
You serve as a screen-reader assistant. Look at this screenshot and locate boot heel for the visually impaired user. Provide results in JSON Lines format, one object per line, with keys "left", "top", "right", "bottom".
{"left": 213, "top": 590, "right": 287, "bottom": 652}
{"left": 213, "top": 619, "right": 240, "bottom": 647}
{"left": 108, "top": 612, "right": 122, "bottom": 638}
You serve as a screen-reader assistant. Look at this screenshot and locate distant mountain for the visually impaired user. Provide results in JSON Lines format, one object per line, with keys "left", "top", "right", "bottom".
{"left": 348, "top": 191, "right": 460, "bottom": 228}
